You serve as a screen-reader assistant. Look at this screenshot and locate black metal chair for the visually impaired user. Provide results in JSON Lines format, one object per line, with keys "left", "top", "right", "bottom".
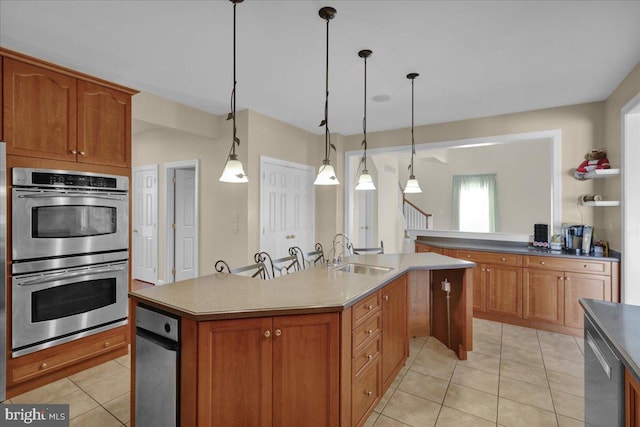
{"left": 288, "top": 243, "right": 325, "bottom": 269}
{"left": 214, "top": 259, "right": 270, "bottom": 280}
{"left": 254, "top": 251, "right": 300, "bottom": 278}
{"left": 352, "top": 241, "right": 384, "bottom": 255}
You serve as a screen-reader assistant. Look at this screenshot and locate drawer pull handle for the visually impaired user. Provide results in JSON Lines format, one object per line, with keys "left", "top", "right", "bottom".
{"left": 274, "top": 329, "right": 282, "bottom": 337}
{"left": 40, "top": 363, "right": 48, "bottom": 370}
{"left": 383, "top": 295, "right": 389, "bottom": 301}
{"left": 365, "top": 391, "right": 373, "bottom": 396}
{"left": 367, "top": 329, "right": 373, "bottom": 335}
{"left": 264, "top": 330, "right": 271, "bottom": 338}
{"left": 366, "top": 305, "right": 373, "bottom": 310}
{"left": 104, "top": 342, "right": 110, "bottom": 348}
{"left": 367, "top": 354, "right": 373, "bottom": 360}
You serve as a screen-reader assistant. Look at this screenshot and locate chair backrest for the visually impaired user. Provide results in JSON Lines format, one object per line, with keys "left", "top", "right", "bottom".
{"left": 352, "top": 240, "right": 384, "bottom": 255}
{"left": 215, "top": 259, "right": 270, "bottom": 280}
{"left": 289, "top": 243, "right": 325, "bottom": 269}
{"left": 332, "top": 233, "right": 353, "bottom": 258}
{"left": 255, "top": 252, "right": 300, "bottom": 277}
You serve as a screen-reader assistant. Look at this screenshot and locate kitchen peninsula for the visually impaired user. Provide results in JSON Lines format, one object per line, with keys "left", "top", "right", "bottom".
{"left": 129, "top": 252, "right": 475, "bottom": 427}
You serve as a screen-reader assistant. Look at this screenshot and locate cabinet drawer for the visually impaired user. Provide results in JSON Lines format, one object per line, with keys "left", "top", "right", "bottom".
{"left": 352, "top": 357, "right": 380, "bottom": 426}
{"left": 10, "top": 330, "right": 127, "bottom": 384}
{"left": 456, "top": 250, "right": 522, "bottom": 267}
{"left": 524, "top": 255, "right": 610, "bottom": 275}
{"left": 352, "top": 336, "right": 380, "bottom": 381}
{"left": 352, "top": 313, "right": 381, "bottom": 354}
{"left": 352, "top": 293, "right": 380, "bottom": 326}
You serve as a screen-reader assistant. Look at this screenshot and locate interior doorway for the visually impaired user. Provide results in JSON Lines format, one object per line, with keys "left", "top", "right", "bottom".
{"left": 165, "top": 159, "right": 199, "bottom": 284}
{"left": 260, "top": 157, "right": 315, "bottom": 259}
{"left": 132, "top": 165, "right": 158, "bottom": 283}
{"left": 622, "top": 93, "right": 640, "bottom": 305}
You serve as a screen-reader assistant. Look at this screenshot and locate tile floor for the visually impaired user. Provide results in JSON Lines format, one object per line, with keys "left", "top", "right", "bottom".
{"left": 1, "top": 318, "right": 585, "bottom": 427}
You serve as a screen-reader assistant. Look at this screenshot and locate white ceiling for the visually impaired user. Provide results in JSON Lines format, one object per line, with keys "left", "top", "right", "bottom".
{"left": 2, "top": 0, "right": 640, "bottom": 136}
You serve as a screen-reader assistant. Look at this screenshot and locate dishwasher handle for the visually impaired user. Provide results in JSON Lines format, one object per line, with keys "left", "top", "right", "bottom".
{"left": 586, "top": 330, "right": 612, "bottom": 380}
{"left": 136, "top": 328, "right": 180, "bottom": 352}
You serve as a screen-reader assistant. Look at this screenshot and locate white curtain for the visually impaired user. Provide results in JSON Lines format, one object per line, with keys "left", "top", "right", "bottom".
{"left": 451, "top": 174, "right": 498, "bottom": 232}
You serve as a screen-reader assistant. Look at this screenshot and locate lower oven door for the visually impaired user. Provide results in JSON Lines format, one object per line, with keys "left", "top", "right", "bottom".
{"left": 12, "top": 261, "right": 128, "bottom": 356}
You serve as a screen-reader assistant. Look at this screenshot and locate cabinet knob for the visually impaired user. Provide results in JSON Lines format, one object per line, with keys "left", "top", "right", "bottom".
{"left": 70, "top": 149, "right": 77, "bottom": 154}
{"left": 584, "top": 265, "right": 590, "bottom": 269}
{"left": 367, "top": 354, "right": 373, "bottom": 360}
{"left": 79, "top": 151, "right": 86, "bottom": 156}
{"left": 104, "top": 342, "right": 110, "bottom": 348}
{"left": 40, "top": 363, "right": 47, "bottom": 370}
{"left": 485, "top": 269, "right": 491, "bottom": 272}
{"left": 274, "top": 329, "right": 282, "bottom": 337}
{"left": 501, "top": 257, "right": 506, "bottom": 262}
{"left": 565, "top": 277, "right": 570, "bottom": 281}
{"left": 367, "top": 329, "right": 373, "bottom": 335}
{"left": 383, "top": 295, "right": 389, "bottom": 301}
{"left": 466, "top": 255, "right": 472, "bottom": 258}
{"left": 366, "top": 305, "right": 373, "bottom": 310}
{"left": 481, "top": 268, "right": 485, "bottom": 272}
{"left": 540, "top": 261, "right": 545, "bottom": 265}
{"left": 558, "top": 276, "right": 563, "bottom": 280}
{"left": 264, "top": 330, "right": 271, "bottom": 338}
{"left": 365, "top": 391, "right": 373, "bottom": 396}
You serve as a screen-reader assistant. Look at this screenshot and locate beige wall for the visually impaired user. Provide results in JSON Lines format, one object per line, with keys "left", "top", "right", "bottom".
{"left": 344, "top": 102, "right": 606, "bottom": 241}
{"left": 600, "top": 62, "right": 640, "bottom": 251}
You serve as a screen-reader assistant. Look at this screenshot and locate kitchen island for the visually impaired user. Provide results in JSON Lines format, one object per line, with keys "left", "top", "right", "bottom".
{"left": 129, "top": 253, "right": 475, "bottom": 427}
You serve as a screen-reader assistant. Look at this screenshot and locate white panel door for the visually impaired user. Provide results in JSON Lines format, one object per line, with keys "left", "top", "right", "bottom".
{"left": 261, "top": 160, "right": 314, "bottom": 259}
{"left": 174, "top": 169, "right": 197, "bottom": 282}
{"left": 132, "top": 166, "right": 158, "bottom": 283}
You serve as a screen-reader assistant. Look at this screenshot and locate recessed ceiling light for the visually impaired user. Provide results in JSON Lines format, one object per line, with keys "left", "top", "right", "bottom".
{"left": 372, "top": 94, "right": 390, "bottom": 102}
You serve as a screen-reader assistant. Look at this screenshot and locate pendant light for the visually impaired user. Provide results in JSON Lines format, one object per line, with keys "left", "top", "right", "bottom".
{"left": 404, "top": 72, "right": 422, "bottom": 193}
{"left": 219, "top": 0, "right": 248, "bottom": 183}
{"left": 355, "top": 49, "right": 375, "bottom": 191}
{"left": 314, "top": 6, "right": 339, "bottom": 186}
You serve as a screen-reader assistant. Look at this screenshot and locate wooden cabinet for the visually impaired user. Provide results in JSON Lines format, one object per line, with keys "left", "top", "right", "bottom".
{"left": 627, "top": 369, "right": 640, "bottom": 427}
{"left": 1, "top": 53, "right": 134, "bottom": 167}
{"left": 381, "top": 275, "right": 408, "bottom": 391}
{"left": 415, "top": 242, "right": 444, "bottom": 254}
{"left": 197, "top": 313, "right": 339, "bottom": 427}
{"left": 524, "top": 256, "right": 613, "bottom": 330}
{"left": 456, "top": 250, "right": 522, "bottom": 319}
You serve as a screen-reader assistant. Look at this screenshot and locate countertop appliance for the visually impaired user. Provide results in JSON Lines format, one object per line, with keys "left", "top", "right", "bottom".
{"left": 135, "top": 305, "right": 180, "bottom": 427}
{"left": 584, "top": 314, "right": 624, "bottom": 426}
{"left": 0, "top": 142, "right": 6, "bottom": 401}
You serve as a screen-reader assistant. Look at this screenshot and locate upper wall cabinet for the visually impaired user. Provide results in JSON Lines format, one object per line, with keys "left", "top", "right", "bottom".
{"left": 1, "top": 52, "right": 135, "bottom": 168}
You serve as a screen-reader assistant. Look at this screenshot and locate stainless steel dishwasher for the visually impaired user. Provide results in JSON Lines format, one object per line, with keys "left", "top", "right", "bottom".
{"left": 135, "top": 305, "right": 180, "bottom": 427}
{"left": 584, "top": 314, "right": 623, "bottom": 427}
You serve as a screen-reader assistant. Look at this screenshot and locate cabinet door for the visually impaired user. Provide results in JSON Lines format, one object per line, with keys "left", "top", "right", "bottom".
{"left": 564, "top": 272, "right": 611, "bottom": 329}
{"left": 486, "top": 264, "right": 522, "bottom": 318}
{"left": 523, "top": 269, "right": 564, "bottom": 325}
{"left": 3, "top": 58, "right": 77, "bottom": 161}
{"left": 471, "top": 265, "right": 487, "bottom": 313}
{"left": 627, "top": 369, "right": 640, "bottom": 427}
{"left": 381, "top": 276, "right": 408, "bottom": 391}
{"left": 77, "top": 80, "right": 131, "bottom": 167}
{"left": 197, "top": 318, "right": 273, "bottom": 427}
{"left": 272, "top": 313, "right": 339, "bottom": 427}
{"left": 415, "top": 242, "right": 443, "bottom": 254}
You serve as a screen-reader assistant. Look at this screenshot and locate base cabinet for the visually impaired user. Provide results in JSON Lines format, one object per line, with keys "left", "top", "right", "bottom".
{"left": 381, "top": 276, "right": 408, "bottom": 391}
{"left": 197, "top": 313, "right": 339, "bottom": 427}
{"left": 627, "top": 369, "right": 640, "bottom": 427}
{"left": 523, "top": 269, "right": 564, "bottom": 325}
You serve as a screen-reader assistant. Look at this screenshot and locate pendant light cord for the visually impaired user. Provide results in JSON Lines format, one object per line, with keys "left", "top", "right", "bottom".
{"left": 362, "top": 54, "right": 368, "bottom": 170}
{"left": 410, "top": 77, "right": 415, "bottom": 176}
{"left": 230, "top": 0, "right": 238, "bottom": 157}
{"left": 323, "top": 15, "right": 331, "bottom": 162}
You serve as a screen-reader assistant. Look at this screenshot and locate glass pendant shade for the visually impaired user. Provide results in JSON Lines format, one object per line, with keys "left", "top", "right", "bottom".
{"left": 404, "top": 176, "right": 422, "bottom": 193}
{"left": 314, "top": 160, "right": 339, "bottom": 185}
{"left": 219, "top": 154, "right": 248, "bottom": 183}
{"left": 355, "top": 170, "right": 375, "bottom": 191}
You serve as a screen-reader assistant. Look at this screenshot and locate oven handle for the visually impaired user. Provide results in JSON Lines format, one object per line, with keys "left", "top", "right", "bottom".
{"left": 586, "top": 330, "right": 612, "bottom": 380}
{"left": 17, "top": 193, "right": 126, "bottom": 201}
{"left": 15, "top": 265, "right": 127, "bottom": 286}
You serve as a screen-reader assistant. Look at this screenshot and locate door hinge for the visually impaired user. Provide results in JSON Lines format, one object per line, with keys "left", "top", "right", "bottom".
{"left": 172, "top": 177, "right": 176, "bottom": 184}
{"left": 172, "top": 223, "right": 176, "bottom": 229}
{"left": 171, "top": 269, "right": 176, "bottom": 276}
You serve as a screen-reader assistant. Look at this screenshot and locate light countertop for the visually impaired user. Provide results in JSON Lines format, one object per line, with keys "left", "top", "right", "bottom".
{"left": 129, "top": 253, "right": 475, "bottom": 321}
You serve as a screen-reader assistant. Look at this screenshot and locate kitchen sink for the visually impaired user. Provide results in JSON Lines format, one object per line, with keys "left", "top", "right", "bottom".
{"left": 333, "top": 263, "right": 393, "bottom": 275}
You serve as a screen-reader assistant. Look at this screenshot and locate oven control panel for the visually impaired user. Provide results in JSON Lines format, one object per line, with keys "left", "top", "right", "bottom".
{"left": 13, "top": 168, "right": 128, "bottom": 191}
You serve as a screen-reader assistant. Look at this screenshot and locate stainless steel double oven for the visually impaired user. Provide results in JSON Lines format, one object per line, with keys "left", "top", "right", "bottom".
{"left": 11, "top": 168, "right": 129, "bottom": 357}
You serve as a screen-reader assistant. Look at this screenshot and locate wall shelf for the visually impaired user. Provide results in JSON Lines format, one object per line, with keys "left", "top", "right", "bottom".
{"left": 579, "top": 168, "right": 620, "bottom": 180}
{"left": 580, "top": 200, "right": 620, "bottom": 207}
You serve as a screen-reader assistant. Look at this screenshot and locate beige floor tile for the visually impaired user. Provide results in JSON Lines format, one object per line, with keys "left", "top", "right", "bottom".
{"left": 11, "top": 378, "right": 80, "bottom": 404}
{"left": 104, "top": 392, "right": 130, "bottom": 424}
{"left": 472, "top": 338, "right": 501, "bottom": 358}
{"left": 49, "top": 389, "right": 99, "bottom": 419}
{"left": 451, "top": 365, "right": 499, "bottom": 395}
{"left": 389, "top": 369, "right": 406, "bottom": 389}
{"left": 435, "top": 406, "right": 496, "bottom": 427}
{"left": 501, "top": 345, "right": 545, "bottom": 369}
{"left": 500, "top": 359, "right": 548, "bottom": 387}
{"left": 397, "top": 370, "right": 449, "bottom": 404}
{"left": 474, "top": 328, "right": 502, "bottom": 345}
{"left": 382, "top": 389, "right": 441, "bottom": 427}
{"left": 501, "top": 334, "right": 541, "bottom": 353}
{"left": 70, "top": 406, "right": 122, "bottom": 427}
{"left": 547, "top": 370, "right": 584, "bottom": 397}
{"left": 456, "top": 352, "right": 500, "bottom": 374}
{"left": 373, "top": 414, "right": 412, "bottom": 426}
{"left": 81, "top": 371, "right": 130, "bottom": 405}
{"left": 114, "top": 353, "right": 131, "bottom": 369}
{"left": 543, "top": 355, "right": 584, "bottom": 378}
{"left": 473, "top": 318, "right": 503, "bottom": 334}
{"left": 375, "top": 386, "right": 396, "bottom": 413}
{"left": 363, "top": 411, "right": 379, "bottom": 427}
{"left": 424, "top": 338, "right": 458, "bottom": 357}
{"left": 443, "top": 383, "right": 497, "bottom": 422}
{"left": 557, "top": 414, "right": 584, "bottom": 427}
{"left": 409, "top": 352, "right": 456, "bottom": 381}
{"left": 498, "top": 398, "right": 558, "bottom": 427}
{"left": 1, "top": 400, "right": 11, "bottom": 404}
{"left": 499, "top": 376, "right": 553, "bottom": 411}
{"left": 540, "top": 340, "right": 583, "bottom": 362}
{"left": 574, "top": 336, "right": 585, "bottom": 354}
{"left": 551, "top": 389, "right": 584, "bottom": 421}
{"left": 502, "top": 324, "right": 539, "bottom": 340}
{"left": 69, "top": 360, "right": 129, "bottom": 389}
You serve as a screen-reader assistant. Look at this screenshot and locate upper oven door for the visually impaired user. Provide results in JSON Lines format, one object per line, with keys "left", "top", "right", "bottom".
{"left": 12, "top": 188, "right": 128, "bottom": 260}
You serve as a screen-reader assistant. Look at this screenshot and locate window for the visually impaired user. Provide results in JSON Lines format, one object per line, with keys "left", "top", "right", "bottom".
{"left": 452, "top": 174, "right": 498, "bottom": 232}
